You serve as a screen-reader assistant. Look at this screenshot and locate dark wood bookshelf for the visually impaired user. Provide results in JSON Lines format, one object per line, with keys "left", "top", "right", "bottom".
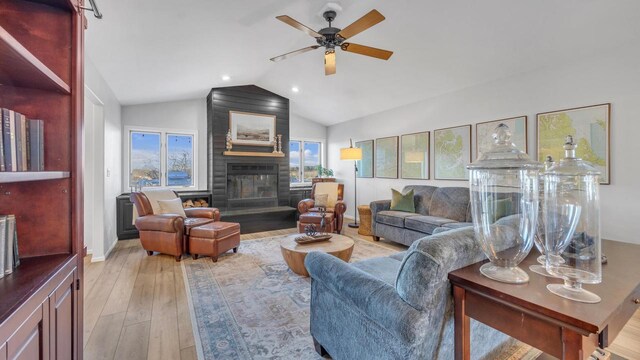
{"left": 0, "top": 0, "right": 84, "bottom": 358}
{"left": 0, "top": 171, "right": 70, "bottom": 183}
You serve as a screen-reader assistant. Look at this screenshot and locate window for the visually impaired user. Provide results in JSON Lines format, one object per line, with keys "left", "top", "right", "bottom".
{"left": 290, "top": 139, "right": 323, "bottom": 185}
{"left": 130, "top": 131, "right": 161, "bottom": 187}
{"left": 303, "top": 142, "right": 321, "bottom": 182}
{"left": 290, "top": 141, "right": 301, "bottom": 183}
{"left": 128, "top": 128, "right": 196, "bottom": 188}
{"left": 167, "top": 134, "right": 194, "bottom": 186}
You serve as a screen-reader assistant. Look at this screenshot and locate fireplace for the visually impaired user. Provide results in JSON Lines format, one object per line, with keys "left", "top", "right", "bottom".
{"left": 226, "top": 163, "right": 278, "bottom": 209}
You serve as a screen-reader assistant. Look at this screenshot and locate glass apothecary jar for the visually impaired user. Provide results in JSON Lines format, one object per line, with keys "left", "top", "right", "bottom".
{"left": 467, "top": 124, "right": 542, "bottom": 284}
{"left": 530, "top": 156, "right": 558, "bottom": 277}
{"left": 544, "top": 135, "right": 602, "bottom": 303}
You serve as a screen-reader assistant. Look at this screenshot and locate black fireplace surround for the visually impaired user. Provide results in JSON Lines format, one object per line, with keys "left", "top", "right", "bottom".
{"left": 226, "top": 163, "right": 278, "bottom": 209}
{"left": 207, "top": 85, "right": 295, "bottom": 233}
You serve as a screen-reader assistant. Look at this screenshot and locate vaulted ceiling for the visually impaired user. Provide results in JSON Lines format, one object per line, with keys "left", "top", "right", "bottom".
{"left": 85, "top": 0, "right": 640, "bottom": 125}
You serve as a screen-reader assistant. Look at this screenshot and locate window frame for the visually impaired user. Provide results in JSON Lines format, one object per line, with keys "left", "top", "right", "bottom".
{"left": 126, "top": 126, "right": 198, "bottom": 189}
{"left": 289, "top": 138, "right": 324, "bottom": 187}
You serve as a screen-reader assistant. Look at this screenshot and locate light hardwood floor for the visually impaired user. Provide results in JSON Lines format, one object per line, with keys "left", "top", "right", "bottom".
{"left": 83, "top": 227, "right": 640, "bottom": 360}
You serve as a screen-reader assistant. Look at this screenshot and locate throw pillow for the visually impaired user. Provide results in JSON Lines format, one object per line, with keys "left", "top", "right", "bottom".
{"left": 314, "top": 182, "right": 339, "bottom": 208}
{"left": 314, "top": 193, "right": 329, "bottom": 208}
{"left": 390, "top": 189, "right": 415, "bottom": 213}
{"left": 487, "top": 198, "right": 512, "bottom": 223}
{"left": 157, "top": 198, "right": 187, "bottom": 218}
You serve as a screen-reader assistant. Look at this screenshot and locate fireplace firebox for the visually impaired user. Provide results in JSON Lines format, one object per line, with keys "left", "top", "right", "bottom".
{"left": 226, "top": 163, "right": 278, "bottom": 209}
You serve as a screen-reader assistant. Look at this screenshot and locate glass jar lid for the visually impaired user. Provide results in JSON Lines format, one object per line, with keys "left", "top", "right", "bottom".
{"left": 467, "top": 123, "right": 541, "bottom": 170}
{"left": 545, "top": 135, "right": 601, "bottom": 177}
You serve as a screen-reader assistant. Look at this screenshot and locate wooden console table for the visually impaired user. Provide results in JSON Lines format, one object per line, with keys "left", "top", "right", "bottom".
{"left": 448, "top": 240, "right": 640, "bottom": 360}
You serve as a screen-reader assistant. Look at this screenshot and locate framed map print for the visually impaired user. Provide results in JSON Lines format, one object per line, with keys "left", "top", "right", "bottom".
{"left": 434, "top": 125, "right": 471, "bottom": 180}
{"left": 537, "top": 103, "right": 610, "bottom": 184}
{"left": 476, "top": 116, "right": 527, "bottom": 158}
{"left": 401, "top": 132, "right": 429, "bottom": 179}
{"left": 355, "top": 140, "right": 374, "bottom": 178}
{"left": 375, "top": 136, "right": 398, "bottom": 179}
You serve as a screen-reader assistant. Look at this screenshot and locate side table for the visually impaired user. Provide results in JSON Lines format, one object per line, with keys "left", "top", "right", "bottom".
{"left": 448, "top": 240, "right": 640, "bottom": 360}
{"left": 357, "top": 205, "right": 372, "bottom": 236}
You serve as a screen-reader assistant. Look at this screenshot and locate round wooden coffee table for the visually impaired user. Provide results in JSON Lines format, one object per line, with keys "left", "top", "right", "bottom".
{"left": 280, "top": 234, "right": 355, "bottom": 277}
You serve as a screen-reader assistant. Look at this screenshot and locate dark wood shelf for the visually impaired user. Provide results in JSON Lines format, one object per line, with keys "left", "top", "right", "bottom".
{"left": 0, "top": 253, "right": 73, "bottom": 325}
{"left": 0, "top": 171, "right": 70, "bottom": 183}
{"left": 0, "top": 25, "right": 71, "bottom": 93}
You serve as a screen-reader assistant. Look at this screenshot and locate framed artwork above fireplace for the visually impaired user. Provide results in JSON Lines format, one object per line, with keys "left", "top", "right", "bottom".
{"left": 229, "top": 111, "right": 276, "bottom": 146}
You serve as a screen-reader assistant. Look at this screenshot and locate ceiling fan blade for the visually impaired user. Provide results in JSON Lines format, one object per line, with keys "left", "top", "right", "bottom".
{"left": 336, "top": 9, "right": 385, "bottom": 40}
{"left": 270, "top": 45, "right": 320, "bottom": 62}
{"left": 276, "top": 15, "right": 325, "bottom": 39}
{"left": 325, "top": 51, "right": 336, "bottom": 76}
{"left": 341, "top": 43, "right": 393, "bottom": 60}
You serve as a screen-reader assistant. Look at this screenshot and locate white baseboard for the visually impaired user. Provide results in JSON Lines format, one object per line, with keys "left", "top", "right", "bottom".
{"left": 86, "top": 248, "right": 93, "bottom": 255}
{"left": 90, "top": 237, "right": 118, "bottom": 263}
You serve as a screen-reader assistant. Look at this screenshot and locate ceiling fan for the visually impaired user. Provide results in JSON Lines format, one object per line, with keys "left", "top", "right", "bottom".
{"left": 270, "top": 9, "right": 393, "bottom": 75}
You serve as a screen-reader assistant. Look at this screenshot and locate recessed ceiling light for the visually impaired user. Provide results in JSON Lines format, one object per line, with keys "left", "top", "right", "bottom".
{"left": 291, "top": 86, "right": 299, "bottom": 93}
{"left": 221, "top": 75, "right": 231, "bottom": 81}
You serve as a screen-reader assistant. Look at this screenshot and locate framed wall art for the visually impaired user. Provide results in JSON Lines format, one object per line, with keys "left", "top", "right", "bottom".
{"left": 476, "top": 116, "right": 527, "bottom": 157}
{"left": 401, "top": 132, "right": 429, "bottom": 179}
{"left": 537, "top": 103, "right": 610, "bottom": 184}
{"left": 434, "top": 125, "right": 471, "bottom": 180}
{"left": 375, "top": 136, "right": 399, "bottom": 179}
{"left": 229, "top": 111, "right": 276, "bottom": 146}
{"left": 355, "top": 139, "right": 374, "bottom": 178}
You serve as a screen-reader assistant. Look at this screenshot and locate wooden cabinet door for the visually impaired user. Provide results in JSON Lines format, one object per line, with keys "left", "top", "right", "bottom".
{"left": 6, "top": 302, "right": 49, "bottom": 360}
{"left": 49, "top": 270, "right": 76, "bottom": 360}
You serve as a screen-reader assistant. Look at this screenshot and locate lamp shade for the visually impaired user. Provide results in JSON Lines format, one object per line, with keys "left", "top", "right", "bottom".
{"left": 340, "top": 147, "right": 362, "bottom": 161}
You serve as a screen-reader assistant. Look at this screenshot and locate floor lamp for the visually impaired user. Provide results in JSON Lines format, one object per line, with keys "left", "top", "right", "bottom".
{"left": 340, "top": 139, "right": 363, "bottom": 228}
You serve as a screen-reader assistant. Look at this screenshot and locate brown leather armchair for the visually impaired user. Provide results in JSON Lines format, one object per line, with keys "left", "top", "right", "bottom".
{"left": 298, "top": 183, "right": 346, "bottom": 233}
{"left": 130, "top": 192, "right": 220, "bottom": 261}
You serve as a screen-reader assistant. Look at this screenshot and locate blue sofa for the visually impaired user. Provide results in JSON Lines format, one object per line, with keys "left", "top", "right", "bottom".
{"left": 371, "top": 186, "right": 473, "bottom": 246}
{"left": 305, "top": 227, "right": 515, "bottom": 359}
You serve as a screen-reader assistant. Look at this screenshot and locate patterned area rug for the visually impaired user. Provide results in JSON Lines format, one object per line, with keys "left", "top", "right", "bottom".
{"left": 182, "top": 235, "right": 542, "bottom": 360}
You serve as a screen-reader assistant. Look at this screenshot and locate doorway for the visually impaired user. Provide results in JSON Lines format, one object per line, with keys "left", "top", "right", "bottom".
{"left": 84, "top": 86, "right": 105, "bottom": 260}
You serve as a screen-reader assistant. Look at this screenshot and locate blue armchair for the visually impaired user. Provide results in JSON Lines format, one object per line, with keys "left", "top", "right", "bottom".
{"left": 305, "top": 227, "right": 515, "bottom": 359}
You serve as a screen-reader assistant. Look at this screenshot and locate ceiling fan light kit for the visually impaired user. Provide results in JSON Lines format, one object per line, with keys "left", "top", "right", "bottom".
{"left": 271, "top": 9, "right": 393, "bottom": 75}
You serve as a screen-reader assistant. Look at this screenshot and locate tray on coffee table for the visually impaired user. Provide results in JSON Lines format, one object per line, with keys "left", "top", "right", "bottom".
{"left": 294, "top": 234, "right": 333, "bottom": 244}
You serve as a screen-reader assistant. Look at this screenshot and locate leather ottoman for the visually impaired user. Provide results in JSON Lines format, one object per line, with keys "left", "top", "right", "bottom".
{"left": 189, "top": 221, "right": 241, "bottom": 262}
{"left": 298, "top": 212, "right": 335, "bottom": 233}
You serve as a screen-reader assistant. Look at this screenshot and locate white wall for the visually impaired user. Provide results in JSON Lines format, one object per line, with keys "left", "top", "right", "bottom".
{"left": 84, "top": 58, "right": 122, "bottom": 260}
{"left": 327, "top": 43, "right": 640, "bottom": 244}
{"left": 121, "top": 99, "right": 207, "bottom": 190}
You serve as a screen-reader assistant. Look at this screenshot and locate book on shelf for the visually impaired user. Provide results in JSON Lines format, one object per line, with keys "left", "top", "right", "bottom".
{"left": 29, "top": 119, "right": 44, "bottom": 171}
{"left": 15, "top": 113, "right": 23, "bottom": 171}
{"left": 8, "top": 110, "right": 16, "bottom": 171}
{"left": 1, "top": 108, "right": 45, "bottom": 172}
{"left": 1, "top": 214, "right": 19, "bottom": 275}
{"left": 0, "top": 112, "right": 3, "bottom": 172}
{"left": 0, "top": 217, "right": 5, "bottom": 279}
{"left": 12, "top": 216, "right": 19, "bottom": 269}
{"left": 1, "top": 108, "right": 10, "bottom": 171}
